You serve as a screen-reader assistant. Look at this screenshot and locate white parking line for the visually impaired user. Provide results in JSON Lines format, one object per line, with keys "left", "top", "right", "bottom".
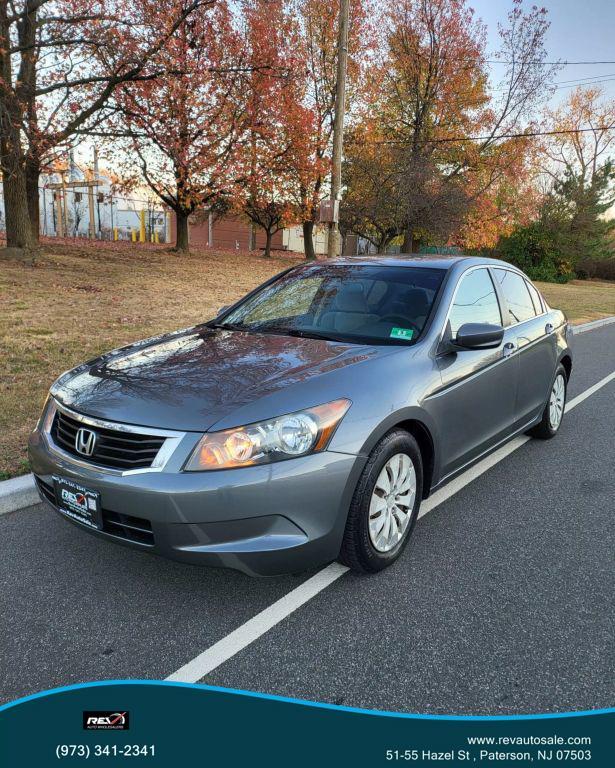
{"left": 165, "top": 563, "right": 349, "bottom": 683}
{"left": 166, "top": 369, "right": 615, "bottom": 684}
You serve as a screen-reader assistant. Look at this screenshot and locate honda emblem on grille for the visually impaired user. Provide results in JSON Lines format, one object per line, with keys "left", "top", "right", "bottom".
{"left": 75, "top": 427, "right": 97, "bottom": 457}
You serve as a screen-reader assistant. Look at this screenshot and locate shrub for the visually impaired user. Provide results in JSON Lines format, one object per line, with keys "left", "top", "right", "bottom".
{"left": 498, "top": 222, "right": 574, "bottom": 283}
{"left": 576, "top": 257, "right": 615, "bottom": 281}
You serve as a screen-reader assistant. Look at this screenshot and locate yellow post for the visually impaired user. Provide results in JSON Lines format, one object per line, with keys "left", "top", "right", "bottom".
{"left": 87, "top": 185, "right": 96, "bottom": 239}
{"left": 139, "top": 210, "right": 146, "bottom": 243}
{"left": 150, "top": 231, "right": 155, "bottom": 243}
{"left": 55, "top": 192, "right": 64, "bottom": 238}
{"left": 154, "top": 232, "right": 159, "bottom": 244}
{"left": 131, "top": 229, "right": 137, "bottom": 243}
{"left": 113, "top": 227, "right": 119, "bottom": 241}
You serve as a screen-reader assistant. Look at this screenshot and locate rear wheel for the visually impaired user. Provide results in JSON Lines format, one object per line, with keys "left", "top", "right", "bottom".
{"left": 339, "top": 430, "right": 422, "bottom": 573}
{"left": 529, "top": 363, "right": 567, "bottom": 440}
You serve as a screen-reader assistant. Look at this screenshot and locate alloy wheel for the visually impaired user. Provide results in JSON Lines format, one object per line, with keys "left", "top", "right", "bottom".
{"left": 549, "top": 373, "right": 566, "bottom": 430}
{"left": 368, "top": 453, "right": 416, "bottom": 553}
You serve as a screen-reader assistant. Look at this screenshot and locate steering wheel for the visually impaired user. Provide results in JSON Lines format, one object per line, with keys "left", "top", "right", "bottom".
{"left": 379, "top": 315, "right": 421, "bottom": 335}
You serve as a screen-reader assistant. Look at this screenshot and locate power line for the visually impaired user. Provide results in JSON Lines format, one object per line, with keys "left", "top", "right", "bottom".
{"left": 486, "top": 60, "right": 615, "bottom": 66}
{"left": 553, "top": 73, "right": 615, "bottom": 86}
{"left": 433, "top": 125, "right": 615, "bottom": 143}
{"left": 353, "top": 125, "right": 615, "bottom": 146}
{"left": 554, "top": 78, "right": 615, "bottom": 91}
{"left": 490, "top": 74, "right": 615, "bottom": 94}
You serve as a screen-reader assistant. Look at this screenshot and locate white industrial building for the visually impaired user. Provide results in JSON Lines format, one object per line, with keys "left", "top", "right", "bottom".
{"left": 0, "top": 156, "right": 168, "bottom": 242}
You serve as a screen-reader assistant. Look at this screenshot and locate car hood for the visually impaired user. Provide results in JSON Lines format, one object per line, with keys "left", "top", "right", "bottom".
{"left": 51, "top": 325, "right": 385, "bottom": 432}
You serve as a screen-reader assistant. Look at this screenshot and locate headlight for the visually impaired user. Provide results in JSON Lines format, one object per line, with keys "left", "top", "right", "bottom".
{"left": 35, "top": 394, "right": 54, "bottom": 432}
{"left": 183, "top": 399, "right": 351, "bottom": 471}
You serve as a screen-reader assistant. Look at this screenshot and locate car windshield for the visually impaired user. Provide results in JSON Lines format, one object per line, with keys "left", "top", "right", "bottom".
{"left": 213, "top": 264, "right": 446, "bottom": 345}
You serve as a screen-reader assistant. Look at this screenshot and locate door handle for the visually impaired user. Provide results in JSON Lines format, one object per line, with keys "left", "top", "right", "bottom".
{"left": 503, "top": 341, "right": 516, "bottom": 358}
{"left": 545, "top": 322, "right": 554, "bottom": 334}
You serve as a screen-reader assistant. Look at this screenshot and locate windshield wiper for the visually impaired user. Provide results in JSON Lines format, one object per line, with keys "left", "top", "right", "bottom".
{"left": 283, "top": 328, "right": 344, "bottom": 342}
{"left": 210, "top": 322, "right": 343, "bottom": 343}
{"left": 208, "top": 321, "right": 249, "bottom": 332}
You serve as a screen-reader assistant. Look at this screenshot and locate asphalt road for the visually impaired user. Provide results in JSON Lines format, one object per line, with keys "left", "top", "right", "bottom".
{"left": 1, "top": 323, "right": 614, "bottom": 714}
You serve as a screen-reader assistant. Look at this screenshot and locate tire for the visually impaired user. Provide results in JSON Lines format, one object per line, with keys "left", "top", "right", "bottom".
{"left": 338, "top": 430, "right": 423, "bottom": 573}
{"left": 528, "top": 363, "right": 567, "bottom": 440}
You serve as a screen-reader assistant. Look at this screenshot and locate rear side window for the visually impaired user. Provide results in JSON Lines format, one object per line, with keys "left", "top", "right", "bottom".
{"left": 525, "top": 280, "right": 544, "bottom": 315}
{"left": 493, "top": 269, "right": 536, "bottom": 324}
{"left": 448, "top": 268, "right": 502, "bottom": 337}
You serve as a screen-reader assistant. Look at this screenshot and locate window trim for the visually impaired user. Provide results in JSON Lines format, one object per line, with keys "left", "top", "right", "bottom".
{"left": 439, "top": 265, "right": 504, "bottom": 343}
{"left": 524, "top": 277, "right": 545, "bottom": 315}
{"left": 491, "top": 266, "right": 548, "bottom": 329}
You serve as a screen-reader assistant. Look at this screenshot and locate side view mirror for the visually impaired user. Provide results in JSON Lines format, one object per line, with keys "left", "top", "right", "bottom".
{"left": 454, "top": 323, "right": 504, "bottom": 350}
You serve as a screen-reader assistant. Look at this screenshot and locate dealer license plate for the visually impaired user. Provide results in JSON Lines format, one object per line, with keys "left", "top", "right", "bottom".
{"left": 53, "top": 476, "right": 102, "bottom": 530}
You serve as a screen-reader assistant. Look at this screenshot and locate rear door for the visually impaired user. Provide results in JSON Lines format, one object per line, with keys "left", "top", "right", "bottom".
{"left": 492, "top": 268, "right": 557, "bottom": 427}
{"left": 429, "top": 266, "right": 519, "bottom": 478}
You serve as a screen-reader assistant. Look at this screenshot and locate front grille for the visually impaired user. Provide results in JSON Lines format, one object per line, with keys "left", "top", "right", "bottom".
{"left": 35, "top": 476, "right": 155, "bottom": 547}
{"left": 51, "top": 409, "right": 166, "bottom": 471}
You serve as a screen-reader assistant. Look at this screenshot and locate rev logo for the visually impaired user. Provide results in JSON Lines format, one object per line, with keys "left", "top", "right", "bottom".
{"left": 83, "top": 711, "right": 129, "bottom": 730}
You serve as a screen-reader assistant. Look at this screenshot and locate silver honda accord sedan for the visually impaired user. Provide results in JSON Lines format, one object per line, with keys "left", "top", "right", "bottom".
{"left": 29, "top": 256, "right": 573, "bottom": 575}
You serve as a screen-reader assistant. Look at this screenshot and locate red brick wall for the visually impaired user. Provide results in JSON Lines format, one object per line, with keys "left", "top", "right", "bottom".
{"left": 171, "top": 213, "right": 284, "bottom": 251}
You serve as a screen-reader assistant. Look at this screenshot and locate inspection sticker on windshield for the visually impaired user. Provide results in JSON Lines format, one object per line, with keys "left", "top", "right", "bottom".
{"left": 390, "top": 327, "right": 414, "bottom": 340}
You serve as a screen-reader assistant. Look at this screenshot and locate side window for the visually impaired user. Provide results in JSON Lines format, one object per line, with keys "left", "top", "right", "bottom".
{"left": 448, "top": 269, "right": 502, "bottom": 337}
{"left": 525, "top": 280, "right": 544, "bottom": 315}
{"left": 493, "top": 269, "right": 537, "bottom": 324}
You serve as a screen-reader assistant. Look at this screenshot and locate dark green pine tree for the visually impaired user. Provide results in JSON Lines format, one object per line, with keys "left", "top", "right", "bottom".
{"left": 550, "top": 161, "right": 615, "bottom": 264}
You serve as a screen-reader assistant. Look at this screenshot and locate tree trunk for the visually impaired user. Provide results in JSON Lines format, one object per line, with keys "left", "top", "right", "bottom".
{"left": 402, "top": 226, "right": 421, "bottom": 253}
{"left": 175, "top": 210, "right": 190, "bottom": 252}
{"left": 264, "top": 229, "right": 273, "bottom": 258}
{"left": 1, "top": 153, "right": 36, "bottom": 250}
{"left": 25, "top": 156, "right": 40, "bottom": 241}
{"left": 303, "top": 220, "right": 316, "bottom": 261}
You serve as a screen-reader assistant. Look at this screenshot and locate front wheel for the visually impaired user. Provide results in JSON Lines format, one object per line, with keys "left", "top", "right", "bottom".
{"left": 529, "top": 363, "right": 567, "bottom": 440}
{"left": 338, "top": 430, "right": 423, "bottom": 573}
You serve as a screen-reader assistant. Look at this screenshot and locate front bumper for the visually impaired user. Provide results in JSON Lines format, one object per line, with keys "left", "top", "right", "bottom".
{"left": 28, "top": 426, "right": 365, "bottom": 576}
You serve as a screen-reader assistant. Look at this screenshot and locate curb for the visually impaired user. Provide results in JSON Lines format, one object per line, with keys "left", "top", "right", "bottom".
{"left": 573, "top": 315, "right": 615, "bottom": 334}
{"left": 1, "top": 314, "right": 614, "bottom": 517}
{"left": 0, "top": 473, "right": 38, "bottom": 516}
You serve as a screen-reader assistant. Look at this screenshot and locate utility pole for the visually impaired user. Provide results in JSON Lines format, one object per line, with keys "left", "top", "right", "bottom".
{"left": 327, "top": 0, "right": 350, "bottom": 259}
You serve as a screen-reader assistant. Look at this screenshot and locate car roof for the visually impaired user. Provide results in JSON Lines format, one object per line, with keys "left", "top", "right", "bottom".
{"left": 326, "top": 254, "right": 509, "bottom": 270}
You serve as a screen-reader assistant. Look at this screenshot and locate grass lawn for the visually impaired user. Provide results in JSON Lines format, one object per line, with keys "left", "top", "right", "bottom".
{"left": 1, "top": 242, "right": 614, "bottom": 478}
{"left": 535, "top": 279, "right": 615, "bottom": 325}
{"left": 0, "top": 242, "right": 302, "bottom": 479}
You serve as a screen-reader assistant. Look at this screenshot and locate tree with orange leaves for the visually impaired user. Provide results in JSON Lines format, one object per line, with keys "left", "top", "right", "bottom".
{"left": 0, "top": 0, "right": 212, "bottom": 251}
{"left": 115, "top": 1, "right": 246, "bottom": 251}
{"left": 282, "top": 0, "right": 368, "bottom": 260}
{"left": 232, "top": 0, "right": 302, "bottom": 257}
{"left": 541, "top": 86, "right": 615, "bottom": 187}
{"left": 345, "top": 0, "right": 557, "bottom": 252}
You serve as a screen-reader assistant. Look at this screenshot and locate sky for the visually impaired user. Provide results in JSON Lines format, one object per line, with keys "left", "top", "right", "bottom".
{"left": 472, "top": 0, "right": 615, "bottom": 106}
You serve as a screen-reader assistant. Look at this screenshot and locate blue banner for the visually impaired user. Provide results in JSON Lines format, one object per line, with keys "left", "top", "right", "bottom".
{"left": 0, "top": 681, "right": 613, "bottom": 766}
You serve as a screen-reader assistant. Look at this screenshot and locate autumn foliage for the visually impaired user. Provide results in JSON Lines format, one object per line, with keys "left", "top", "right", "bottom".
{"left": 1, "top": 0, "right": 612, "bottom": 263}
{"left": 114, "top": 0, "right": 245, "bottom": 251}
